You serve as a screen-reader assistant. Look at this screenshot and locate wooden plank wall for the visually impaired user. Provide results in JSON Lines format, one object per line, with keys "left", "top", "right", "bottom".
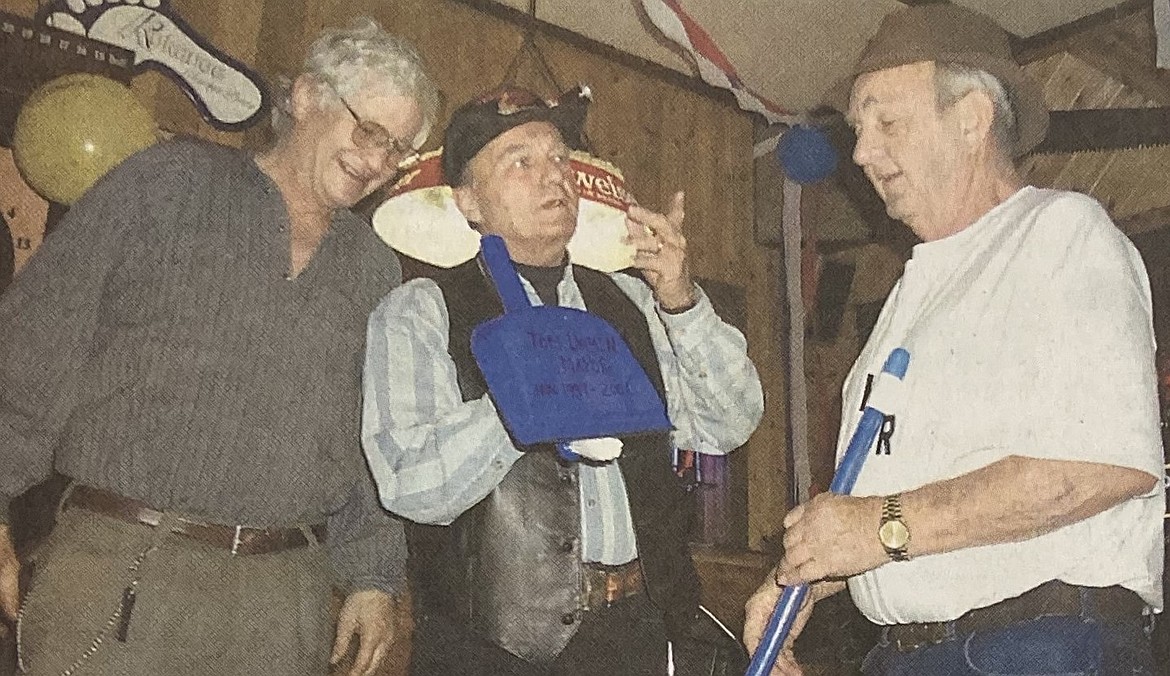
{"left": 0, "top": 0, "right": 790, "bottom": 549}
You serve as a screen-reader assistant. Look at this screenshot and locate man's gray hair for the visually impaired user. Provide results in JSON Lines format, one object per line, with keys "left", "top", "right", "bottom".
{"left": 934, "top": 63, "right": 1019, "bottom": 158}
{"left": 270, "top": 17, "right": 440, "bottom": 148}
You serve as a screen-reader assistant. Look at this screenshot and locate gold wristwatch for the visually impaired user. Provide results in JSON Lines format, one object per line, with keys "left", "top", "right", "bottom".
{"left": 878, "top": 493, "right": 911, "bottom": 562}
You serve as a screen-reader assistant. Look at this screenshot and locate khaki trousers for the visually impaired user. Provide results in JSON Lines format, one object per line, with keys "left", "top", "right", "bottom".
{"left": 17, "top": 508, "right": 333, "bottom": 675}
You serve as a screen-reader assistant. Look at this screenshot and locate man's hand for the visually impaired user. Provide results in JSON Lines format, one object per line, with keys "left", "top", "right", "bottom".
{"left": 331, "top": 589, "right": 398, "bottom": 676}
{"left": 626, "top": 191, "right": 696, "bottom": 312}
{"left": 743, "top": 576, "right": 844, "bottom": 675}
{"left": 773, "top": 493, "right": 888, "bottom": 587}
{"left": 0, "top": 525, "right": 20, "bottom": 621}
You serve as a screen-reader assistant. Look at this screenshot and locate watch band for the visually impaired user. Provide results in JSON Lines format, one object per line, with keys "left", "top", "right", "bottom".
{"left": 879, "top": 493, "right": 911, "bottom": 562}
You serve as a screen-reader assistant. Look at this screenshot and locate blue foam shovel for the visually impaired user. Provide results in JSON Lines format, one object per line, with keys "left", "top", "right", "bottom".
{"left": 746, "top": 347, "right": 910, "bottom": 676}
{"left": 470, "top": 235, "right": 672, "bottom": 450}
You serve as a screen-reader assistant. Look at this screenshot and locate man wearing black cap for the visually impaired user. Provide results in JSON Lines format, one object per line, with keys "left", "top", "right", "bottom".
{"left": 744, "top": 5, "right": 1163, "bottom": 675}
{"left": 361, "top": 87, "right": 763, "bottom": 675}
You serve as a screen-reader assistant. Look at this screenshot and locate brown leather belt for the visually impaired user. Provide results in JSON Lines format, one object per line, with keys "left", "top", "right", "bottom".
{"left": 582, "top": 560, "right": 644, "bottom": 609}
{"left": 887, "top": 580, "right": 1147, "bottom": 653}
{"left": 66, "top": 485, "right": 326, "bottom": 556}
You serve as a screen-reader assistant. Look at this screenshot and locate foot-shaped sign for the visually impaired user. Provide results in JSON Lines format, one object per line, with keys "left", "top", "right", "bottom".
{"left": 39, "top": 0, "right": 266, "bottom": 130}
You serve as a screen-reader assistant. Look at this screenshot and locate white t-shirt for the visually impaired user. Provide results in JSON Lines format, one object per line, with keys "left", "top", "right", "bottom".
{"left": 842, "top": 186, "right": 1165, "bottom": 625}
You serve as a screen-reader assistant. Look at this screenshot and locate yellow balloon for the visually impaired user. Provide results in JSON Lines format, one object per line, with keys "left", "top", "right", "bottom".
{"left": 13, "top": 74, "right": 157, "bottom": 205}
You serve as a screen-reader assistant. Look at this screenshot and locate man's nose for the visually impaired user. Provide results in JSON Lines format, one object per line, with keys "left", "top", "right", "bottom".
{"left": 357, "top": 146, "right": 397, "bottom": 178}
{"left": 543, "top": 158, "right": 574, "bottom": 189}
{"left": 852, "top": 128, "right": 877, "bottom": 168}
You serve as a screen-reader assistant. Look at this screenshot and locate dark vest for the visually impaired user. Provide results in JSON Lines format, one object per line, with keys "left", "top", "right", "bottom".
{"left": 406, "top": 258, "right": 700, "bottom": 662}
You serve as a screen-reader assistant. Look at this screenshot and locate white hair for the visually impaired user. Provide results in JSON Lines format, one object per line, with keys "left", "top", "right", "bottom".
{"left": 934, "top": 63, "right": 1018, "bottom": 158}
{"left": 269, "top": 17, "right": 440, "bottom": 148}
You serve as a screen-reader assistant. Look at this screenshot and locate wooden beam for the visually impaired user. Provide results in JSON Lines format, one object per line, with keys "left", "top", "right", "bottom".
{"left": 1011, "top": 1, "right": 1170, "bottom": 108}
{"left": 1117, "top": 204, "right": 1170, "bottom": 237}
{"left": 1013, "top": 0, "right": 1145, "bottom": 64}
{"left": 1063, "top": 13, "right": 1170, "bottom": 106}
{"left": 893, "top": 0, "right": 1146, "bottom": 66}
{"left": 1032, "top": 108, "right": 1170, "bottom": 155}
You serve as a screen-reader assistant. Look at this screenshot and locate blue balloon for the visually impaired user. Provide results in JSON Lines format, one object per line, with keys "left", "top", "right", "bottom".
{"left": 775, "top": 125, "right": 838, "bottom": 184}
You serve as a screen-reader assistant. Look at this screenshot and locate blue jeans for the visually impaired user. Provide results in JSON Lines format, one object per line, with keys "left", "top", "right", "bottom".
{"left": 861, "top": 612, "right": 1155, "bottom": 675}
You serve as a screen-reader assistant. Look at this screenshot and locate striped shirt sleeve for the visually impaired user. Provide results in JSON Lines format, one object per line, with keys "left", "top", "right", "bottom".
{"left": 361, "top": 278, "right": 524, "bottom": 525}
{"left": 611, "top": 274, "right": 764, "bottom": 456}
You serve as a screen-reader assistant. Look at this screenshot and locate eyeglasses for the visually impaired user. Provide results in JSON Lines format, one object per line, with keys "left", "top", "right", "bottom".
{"left": 329, "top": 82, "right": 420, "bottom": 167}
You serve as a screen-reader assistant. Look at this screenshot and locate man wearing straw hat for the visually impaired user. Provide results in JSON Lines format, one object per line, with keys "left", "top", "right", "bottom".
{"left": 361, "top": 86, "right": 763, "bottom": 675}
{"left": 745, "top": 5, "right": 1164, "bottom": 674}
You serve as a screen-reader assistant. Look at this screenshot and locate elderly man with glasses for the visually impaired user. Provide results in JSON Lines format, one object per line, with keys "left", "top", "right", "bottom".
{"left": 330, "top": 80, "right": 422, "bottom": 169}
{"left": 0, "top": 17, "right": 438, "bottom": 676}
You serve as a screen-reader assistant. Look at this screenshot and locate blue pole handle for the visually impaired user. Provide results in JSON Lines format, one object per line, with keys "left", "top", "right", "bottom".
{"left": 482, "top": 235, "right": 578, "bottom": 462}
{"left": 831, "top": 348, "right": 909, "bottom": 495}
{"left": 557, "top": 441, "right": 582, "bottom": 462}
{"left": 480, "top": 235, "right": 533, "bottom": 314}
{"left": 745, "top": 348, "right": 910, "bottom": 676}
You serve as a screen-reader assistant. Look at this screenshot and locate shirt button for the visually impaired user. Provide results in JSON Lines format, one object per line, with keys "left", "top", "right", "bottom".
{"left": 559, "top": 538, "right": 575, "bottom": 553}
{"left": 560, "top": 613, "right": 576, "bottom": 625}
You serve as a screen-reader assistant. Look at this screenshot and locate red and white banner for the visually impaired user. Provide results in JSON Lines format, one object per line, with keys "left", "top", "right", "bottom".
{"left": 640, "top": 0, "right": 797, "bottom": 125}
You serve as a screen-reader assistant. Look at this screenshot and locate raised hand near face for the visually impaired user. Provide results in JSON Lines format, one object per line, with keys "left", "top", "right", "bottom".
{"left": 626, "top": 191, "right": 696, "bottom": 312}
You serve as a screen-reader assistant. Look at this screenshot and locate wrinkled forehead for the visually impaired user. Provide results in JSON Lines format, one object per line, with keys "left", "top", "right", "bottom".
{"left": 846, "top": 62, "right": 937, "bottom": 124}
{"left": 474, "top": 120, "right": 568, "bottom": 167}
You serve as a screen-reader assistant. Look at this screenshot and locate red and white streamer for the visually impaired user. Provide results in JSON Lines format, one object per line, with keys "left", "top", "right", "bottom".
{"left": 640, "top": 0, "right": 797, "bottom": 125}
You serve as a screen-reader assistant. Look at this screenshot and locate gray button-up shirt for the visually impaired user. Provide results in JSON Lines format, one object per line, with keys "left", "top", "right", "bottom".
{"left": 0, "top": 138, "right": 406, "bottom": 592}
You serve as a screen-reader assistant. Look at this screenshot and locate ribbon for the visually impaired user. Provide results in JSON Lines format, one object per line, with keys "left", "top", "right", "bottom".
{"left": 640, "top": 0, "right": 797, "bottom": 125}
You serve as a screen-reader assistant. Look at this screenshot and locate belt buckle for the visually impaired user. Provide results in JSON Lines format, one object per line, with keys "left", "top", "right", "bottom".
{"left": 581, "top": 565, "right": 633, "bottom": 610}
{"left": 604, "top": 572, "right": 622, "bottom": 607}
{"left": 580, "top": 561, "right": 643, "bottom": 612}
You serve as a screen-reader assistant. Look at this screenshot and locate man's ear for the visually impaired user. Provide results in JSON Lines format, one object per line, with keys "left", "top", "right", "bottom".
{"left": 290, "top": 74, "right": 322, "bottom": 124}
{"left": 955, "top": 89, "right": 995, "bottom": 149}
{"left": 452, "top": 183, "right": 483, "bottom": 224}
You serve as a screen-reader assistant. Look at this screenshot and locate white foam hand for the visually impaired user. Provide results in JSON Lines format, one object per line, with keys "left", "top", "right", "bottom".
{"left": 568, "top": 437, "right": 623, "bottom": 462}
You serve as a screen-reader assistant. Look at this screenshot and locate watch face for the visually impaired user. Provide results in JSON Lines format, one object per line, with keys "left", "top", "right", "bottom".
{"left": 879, "top": 520, "right": 910, "bottom": 549}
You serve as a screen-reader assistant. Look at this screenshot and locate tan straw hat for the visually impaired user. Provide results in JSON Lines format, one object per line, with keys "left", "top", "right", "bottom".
{"left": 833, "top": 4, "right": 1048, "bottom": 156}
